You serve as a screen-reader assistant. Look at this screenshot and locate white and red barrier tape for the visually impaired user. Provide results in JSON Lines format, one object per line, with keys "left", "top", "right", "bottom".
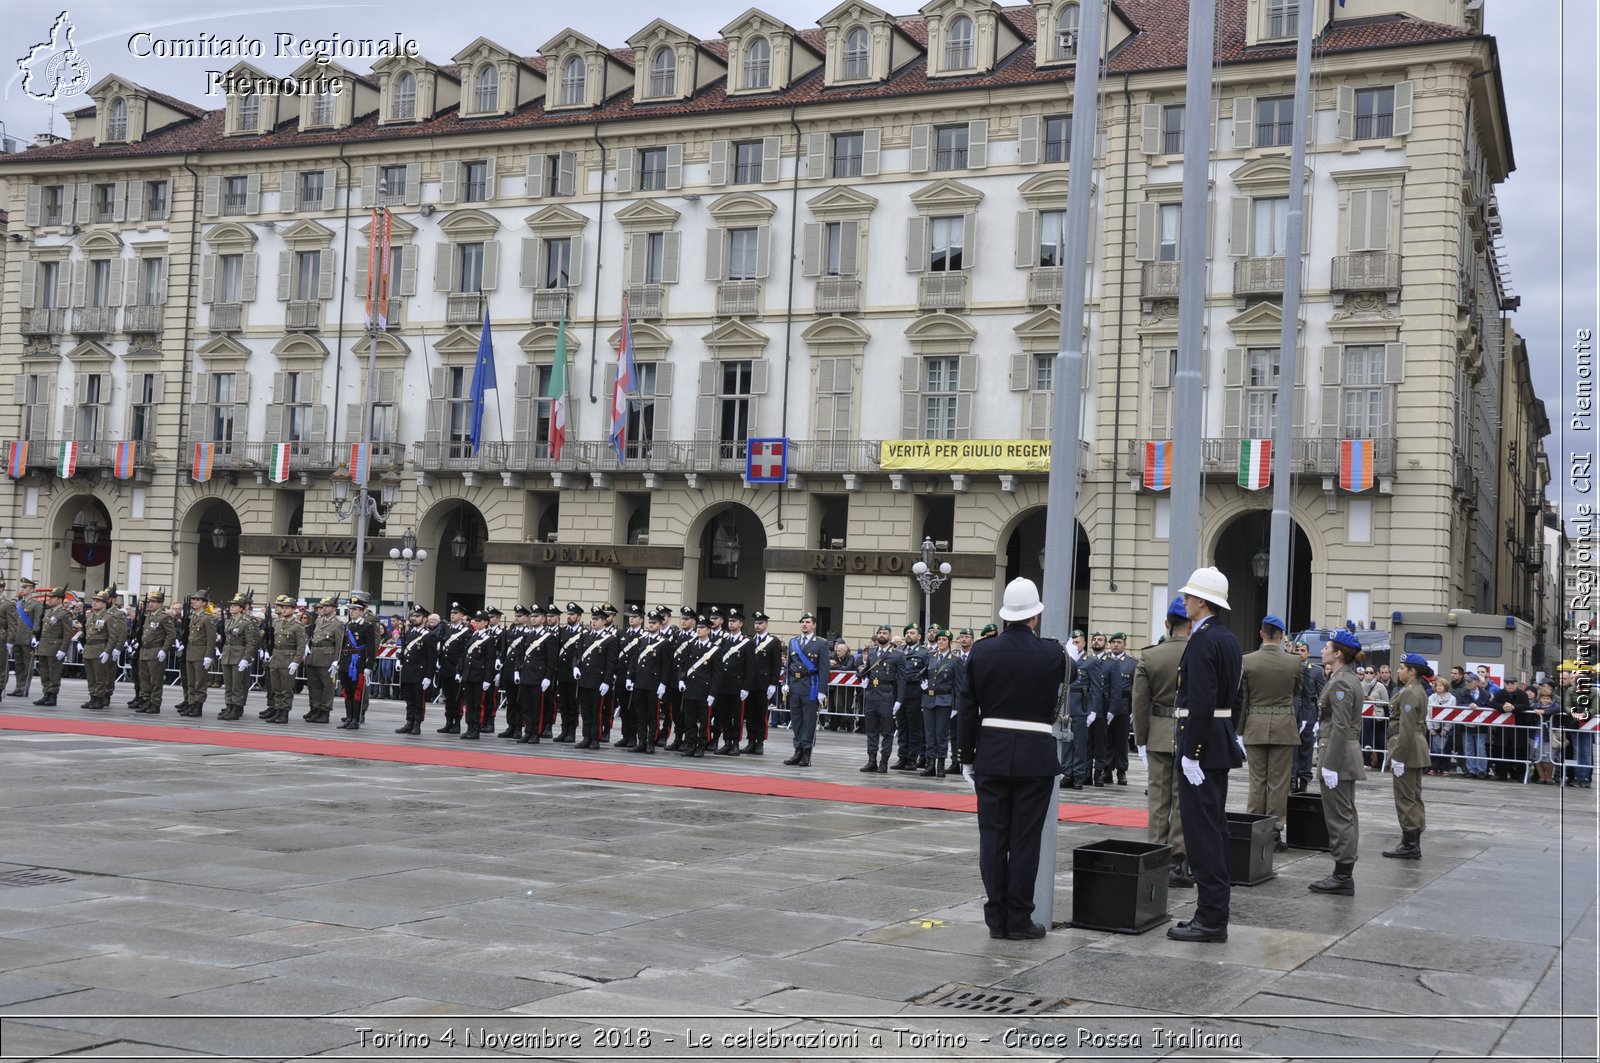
{"left": 1361, "top": 702, "right": 1599, "bottom": 731}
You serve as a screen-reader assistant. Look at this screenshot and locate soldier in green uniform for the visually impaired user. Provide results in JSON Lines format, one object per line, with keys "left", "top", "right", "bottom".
{"left": 266, "top": 595, "right": 307, "bottom": 725}
{"left": 132, "top": 592, "right": 177, "bottom": 713}
{"left": 218, "top": 593, "right": 260, "bottom": 721}
{"left": 8, "top": 577, "right": 45, "bottom": 697}
{"left": 1239, "top": 615, "right": 1304, "bottom": 850}
{"left": 81, "top": 590, "right": 126, "bottom": 710}
{"left": 33, "top": 587, "right": 71, "bottom": 706}
{"left": 1309, "top": 628, "right": 1367, "bottom": 895}
{"left": 0, "top": 579, "right": 15, "bottom": 702}
{"left": 1382, "top": 652, "right": 1435, "bottom": 860}
{"left": 304, "top": 596, "right": 344, "bottom": 724}
{"left": 1133, "top": 597, "right": 1192, "bottom": 887}
{"left": 180, "top": 591, "right": 217, "bottom": 717}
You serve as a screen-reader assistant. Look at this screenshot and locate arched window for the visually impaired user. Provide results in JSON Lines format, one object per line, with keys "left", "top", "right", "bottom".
{"left": 237, "top": 94, "right": 259, "bottom": 132}
{"left": 106, "top": 97, "right": 127, "bottom": 140}
{"left": 944, "top": 15, "right": 974, "bottom": 70}
{"left": 743, "top": 36, "right": 771, "bottom": 89}
{"left": 311, "top": 86, "right": 336, "bottom": 125}
{"left": 561, "top": 55, "right": 586, "bottom": 105}
{"left": 842, "top": 26, "right": 870, "bottom": 80}
{"left": 648, "top": 46, "right": 676, "bottom": 97}
{"left": 392, "top": 72, "right": 416, "bottom": 119}
{"left": 474, "top": 63, "right": 499, "bottom": 112}
{"left": 1056, "top": 2, "right": 1080, "bottom": 60}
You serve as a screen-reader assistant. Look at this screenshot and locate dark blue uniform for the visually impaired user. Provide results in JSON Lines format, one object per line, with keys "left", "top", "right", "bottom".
{"left": 1096, "top": 652, "right": 1137, "bottom": 782}
{"left": 1174, "top": 615, "right": 1245, "bottom": 931}
{"left": 956, "top": 624, "right": 1069, "bottom": 938}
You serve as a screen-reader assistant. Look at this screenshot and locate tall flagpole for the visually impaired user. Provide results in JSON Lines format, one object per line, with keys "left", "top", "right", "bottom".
{"left": 1267, "top": 0, "right": 1316, "bottom": 623}
{"left": 353, "top": 201, "right": 389, "bottom": 596}
{"left": 1166, "top": 0, "right": 1218, "bottom": 601}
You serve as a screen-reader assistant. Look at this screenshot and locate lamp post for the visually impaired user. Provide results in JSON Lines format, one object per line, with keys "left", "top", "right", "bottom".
{"left": 0, "top": 537, "right": 14, "bottom": 582}
{"left": 388, "top": 527, "right": 428, "bottom": 609}
{"left": 341, "top": 186, "right": 395, "bottom": 597}
{"left": 910, "top": 536, "right": 952, "bottom": 637}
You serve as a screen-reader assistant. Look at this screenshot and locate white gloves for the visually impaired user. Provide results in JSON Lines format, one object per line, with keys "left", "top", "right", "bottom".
{"left": 55, "top": 649, "right": 66, "bottom": 660}
{"left": 30, "top": 637, "right": 37, "bottom": 648}
{"left": 1391, "top": 761, "right": 1406, "bottom": 778}
{"left": 1180, "top": 756, "right": 1204, "bottom": 786}
{"left": 329, "top": 663, "right": 338, "bottom": 677}
{"left": 514, "top": 671, "right": 521, "bottom": 684}
{"left": 204, "top": 656, "right": 215, "bottom": 670}
{"left": 112, "top": 649, "right": 121, "bottom": 663}
{"left": 739, "top": 689, "right": 749, "bottom": 701}
{"left": 961, "top": 764, "right": 976, "bottom": 787}
{"left": 707, "top": 695, "right": 716, "bottom": 706}
{"left": 1137, "top": 745, "right": 1148, "bottom": 767}
{"left": 657, "top": 683, "right": 666, "bottom": 698}
{"left": 482, "top": 681, "right": 491, "bottom": 691}
{"left": 1299, "top": 719, "right": 1310, "bottom": 736}
{"left": 892, "top": 701, "right": 902, "bottom": 714}
{"left": 259, "top": 648, "right": 269, "bottom": 660}
{"left": 157, "top": 650, "right": 166, "bottom": 663}
{"left": 782, "top": 684, "right": 789, "bottom": 698}
{"left": 920, "top": 680, "right": 929, "bottom": 692}
{"left": 494, "top": 659, "right": 502, "bottom": 671}
{"left": 541, "top": 678, "right": 551, "bottom": 691}
{"left": 1235, "top": 735, "right": 1247, "bottom": 756}
{"left": 363, "top": 668, "right": 372, "bottom": 680}
{"left": 679, "top": 680, "right": 687, "bottom": 692}
{"left": 599, "top": 683, "right": 610, "bottom": 697}
{"left": 421, "top": 677, "right": 431, "bottom": 689}
{"left": 98, "top": 651, "right": 109, "bottom": 664}
{"left": 1313, "top": 722, "right": 1320, "bottom": 740}
{"left": 454, "top": 673, "right": 462, "bottom": 682}
{"left": 1087, "top": 712, "right": 1098, "bottom": 726}
{"left": 1321, "top": 768, "right": 1339, "bottom": 789}
{"left": 236, "top": 659, "right": 250, "bottom": 672}
{"left": 766, "top": 685, "right": 776, "bottom": 699}
{"left": 573, "top": 667, "right": 581, "bottom": 680}
{"left": 625, "top": 679, "right": 634, "bottom": 691}
{"left": 288, "top": 662, "right": 298, "bottom": 676}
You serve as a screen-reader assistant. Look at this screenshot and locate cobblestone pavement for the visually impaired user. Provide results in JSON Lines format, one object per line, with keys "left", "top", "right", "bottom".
{"left": 0, "top": 679, "right": 1595, "bottom": 1061}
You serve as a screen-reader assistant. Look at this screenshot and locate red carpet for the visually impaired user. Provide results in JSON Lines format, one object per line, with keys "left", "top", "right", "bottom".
{"left": 0, "top": 714, "right": 1147, "bottom": 828}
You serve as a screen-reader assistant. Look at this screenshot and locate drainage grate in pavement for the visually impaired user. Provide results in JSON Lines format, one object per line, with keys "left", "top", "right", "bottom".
{"left": 0, "top": 870, "right": 75, "bottom": 887}
{"left": 922, "top": 984, "right": 1060, "bottom": 1015}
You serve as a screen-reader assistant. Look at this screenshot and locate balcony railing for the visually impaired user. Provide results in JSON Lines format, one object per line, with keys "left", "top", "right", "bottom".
{"left": 626, "top": 285, "right": 664, "bottom": 320}
{"left": 918, "top": 271, "right": 968, "bottom": 311}
{"left": 445, "top": 293, "right": 484, "bottom": 326}
{"left": 1232, "top": 257, "right": 1285, "bottom": 300}
{"left": 72, "top": 307, "right": 116, "bottom": 335}
{"left": 210, "top": 303, "right": 243, "bottom": 333}
{"left": 221, "top": 194, "right": 248, "bottom": 216}
{"left": 1125, "top": 436, "right": 1398, "bottom": 480}
{"left": 815, "top": 277, "right": 861, "bottom": 314}
{"left": 716, "top": 281, "right": 761, "bottom": 317}
{"left": 1028, "top": 266, "right": 1063, "bottom": 307}
{"left": 1330, "top": 252, "right": 1402, "bottom": 304}
{"left": 286, "top": 300, "right": 323, "bottom": 331}
{"left": 413, "top": 438, "right": 890, "bottom": 477}
{"left": 239, "top": 440, "right": 335, "bottom": 473}
{"left": 339, "top": 439, "right": 407, "bottom": 470}
{"left": 1524, "top": 484, "right": 1545, "bottom": 511}
{"left": 124, "top": 305, "right": 164, "bottom": 333}
{"left": 1524, "top": 542, "right": 1544, "bottom": 569}
{"left": 21, "top": 309, "right": 64, "bottom": 336}
{"left": 531, "top": 289, "right": 572, "bottom": 322}
{"left": 1141, "top": 261, "right": 1181, "bottom": 300}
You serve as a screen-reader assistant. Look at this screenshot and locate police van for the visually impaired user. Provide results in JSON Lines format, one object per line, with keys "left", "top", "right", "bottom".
{"left": 1295, "top": 626, "right": 1390, "bottom": 670}
{"left": 1388, "top": 610, "right": 1535, "bottom": 686}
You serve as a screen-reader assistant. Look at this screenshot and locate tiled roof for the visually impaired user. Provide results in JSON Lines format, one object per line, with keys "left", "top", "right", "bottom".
{"left": 2, "top": 0, "right": 1483, "bottom": 166}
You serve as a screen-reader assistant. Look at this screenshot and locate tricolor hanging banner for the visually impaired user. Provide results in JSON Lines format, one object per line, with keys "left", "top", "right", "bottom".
{"left": 1142, "top": 440, "right": 1172, "bottom": 491}
{"left": 192, "top": 441, "right": 215, "bottom": 483}
{"left": 349, "top": 442, "right": 369, "bottom": 486}
{"left": 610, "top": 294, "right": 636, "bottom": 464}
{"left": 268, "top": 443, "right": 292, "bottom": 484}
{"left": 1339, "top": 438, "right": 1374, "bottom": 492}
{"left": 56, "top": 441, "right": 78, "bottom": 479}
{"left": 112, "top": 441, "right": 137, "bottom": 480}
{"left": 6, "top": 441, "right": 27, "bottom": 479}
{"left": 547, "top": 297, "right": 569, "bottom": 463}
{"left": 1238, "top": 438, "right": 1272, "bottom": 491}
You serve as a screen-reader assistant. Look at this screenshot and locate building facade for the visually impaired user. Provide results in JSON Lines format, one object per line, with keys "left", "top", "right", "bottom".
{"left": 0, "top": 0, "right": 1552, "bottom": 649}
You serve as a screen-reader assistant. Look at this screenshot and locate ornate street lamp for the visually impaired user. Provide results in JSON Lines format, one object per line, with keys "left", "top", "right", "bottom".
{"left": 388, "top": 527, "right": 428, "bottom": 608}
{"left": 911, "top": 536, "right": 952, "bottom": 637}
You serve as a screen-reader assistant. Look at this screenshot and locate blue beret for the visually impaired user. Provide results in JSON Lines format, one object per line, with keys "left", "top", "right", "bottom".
{"left": 1329, "top": 629, "right": 1361, "bottom": 652}
{"left": 1261, "top": 614, "right": 1286, "bottom": 632}
{"left": 1167, "top": 596, "right": 1188, "bottom": 620}
{"left": 1401, "top": 652, "right": 1430, "bottom": 669}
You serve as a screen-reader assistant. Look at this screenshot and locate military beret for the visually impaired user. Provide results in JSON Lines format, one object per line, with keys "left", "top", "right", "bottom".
{"left": 1329, "top": 629, "right": 1361, "bottom": 652}
{"left": 876, "top": 623, "right": 892, "bottom": 633}
{"left": 903, "top": 623, "right": 921, "bottom": 635}
{"left": 1261, "top": 614, "right": 1286, "bottom": 633}
{"left": 935, "top": 629, "right": 952, "bottom": 641}
{"left": 799, "top": 611, "right": 816, "bottom": 622}
{"left": 1110, "top": 632, "right": 1126, "bottom": 641}
{"left": 1071, "top": 629, "right": 1085, "bottom": 638}
{"left": 318, "top": 596, "right": 338, "bottom": 608}
{"left": 959, "top": 628, "right": 974, "bottom": 636}
{"left": 980, "top": 623, "right": 998, "bottom": 637}
{"left": 1091, "top": 630, "right": 1106, "bottom": 638}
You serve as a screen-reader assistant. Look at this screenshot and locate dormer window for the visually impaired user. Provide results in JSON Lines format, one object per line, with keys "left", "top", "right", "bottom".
{"left": 106, "top": 97, "right": 127, "bottom": 141}
{"left": 648, "top": 47, "right": 676, "bottom": 98}
{"left": 944, "top": 15, "right": 974, "bottom": 70}
{"left": 743, "top": 37, "right": 771, "bottom": 89}
{"left": 392, "top": 72, "right": 416, "bottom": 119}
{"left": 473, "top": 64, "right": 499, "bottom": 112}
{"left": 561, "top": 56, "right": 585, "bottom": 105}
{"left": 1056, "top": 3, "right": 1079, "bottom": 60}
{"left": 238, "top": 94, "right": 260, "bottom": 132}
{"left": 311, "top": 88, "right": 335, "bottom": 126}
{"left": 1266, "top": 0, "right": 1296, "bottom": 38}
{"left": 842, "top": 27, "right": 870, "bottom": 80}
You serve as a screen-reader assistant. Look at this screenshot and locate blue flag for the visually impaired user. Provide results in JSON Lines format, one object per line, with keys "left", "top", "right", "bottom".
{"left": 469, "top": 305, "right": 497, "bottom": 455}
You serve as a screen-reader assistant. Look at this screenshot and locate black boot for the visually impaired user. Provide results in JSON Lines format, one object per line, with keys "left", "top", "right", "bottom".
{"left": 799, "top": 748, "right": 811, "bottom": 767}
{"left": 784, "top": 750, "right": 804, "bottom": 765}
{"left": 935, "top": 758, "right": 946, "bottom": 777}
{"left": 920, "top": 759, "right": 938, "bottom": 777}
{"left": 667, "top": 737, "right": 683, "bottom": 751}
{"left": 1308, "top": 861, "right": 1356, "bottom": 895}
{"left": 33, "top": 696, "right": 57, "bottom": 706}
{"left": 878, "top": 754, "right": 890, "bottom": 773}
{"left": 1382, "top": 831, "right": 1422, "bottom": 860}
{"left": 890, "top": 757, "right": 914, "bottom": 771}
{"left": 498, "top": 726, "right": 517, "bottom": 738}
{"left": 461, "top": 726, "right": 480, "bottom": 740}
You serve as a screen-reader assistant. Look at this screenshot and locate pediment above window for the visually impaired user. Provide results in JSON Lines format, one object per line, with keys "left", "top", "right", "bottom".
{"left": 909, "top": 178, "right": 984, "bottom": 213}
{"left": 1013, "top": 307, "right": 1060, "bottom": 351}
{"left": 1231, "top": 157, "right": 1310, "bottom": 194}
{"left": 79, "top": 230, "right": 124, "bottom": 255}
{"left": 524, "top": 204, "right": 589, "bottom": 232}
{"left": 905, "top": 312, "right": 977, "bottom": 354}
{"left": 196, "top": 334, "right": 251, "bottom": 361}
{"left": 1226, "top": 300, "right": 1298, "bottom": 342}
{"left": 517, "top": 325, "right": 584, "bottom": 357}
{"left": 279, "top": 219, "right": 336, "bottom": 249}
{"left": 352, "top": 331, "right": 411, "bottom": 361}
{"left": 64, "top": 339, "right": 115, "bottom": 363}
{"left": 202, "top": 222, "right": 258, "bottom": 250}
{"left": 359, "top": 213, "right": 418, "bottom": 240}
{"left": 607, "top": 320, "right": 671, "bottom": 356}
{"left": 433, "top": 325, "right": 485, "bottom": 357}
{"left": 802, "top": 315, "right": 870, "bottom": 348}
{"left": 614, "top": 199, "right": 682, "bottom": 230}
{"left": 437, "top": 208, "right": 502, "bottom": 239}
{"left": 807, "top": 185, "right": 879, "bottom": 218}
{"left": 707, "top": 191, "right": 778, "bottom": 224}
{"left": 271, "top": 334, "right": 331, "bottom": 362}
{"left": 703, "top": 317, "right": 768, "bottom": 354}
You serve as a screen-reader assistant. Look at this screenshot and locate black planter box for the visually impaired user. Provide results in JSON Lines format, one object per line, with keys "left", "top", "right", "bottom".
{"left": 1069, "top": 838, "right": 1171, "bottom": 934}
{"left": 1286, "top": 792, "right": 1331, "bottom": 851}
{"left": 1225, "top": 811, "right": 1278, "bottom": 885}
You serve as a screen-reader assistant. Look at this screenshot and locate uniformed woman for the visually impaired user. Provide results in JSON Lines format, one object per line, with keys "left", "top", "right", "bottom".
{"left": 1382, "top": 653, "right": 1435, "bottom": 860}
{"left": 1309, "top": 629, "right": 1366, "bottom": 895}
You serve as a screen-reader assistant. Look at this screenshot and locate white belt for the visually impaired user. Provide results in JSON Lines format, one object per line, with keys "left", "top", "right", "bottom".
{"left": 981, "top": 718, "right": 1053, "bottom": 735}
{"left": 1174, "top": 709, "right": 1190, "bottom": 718}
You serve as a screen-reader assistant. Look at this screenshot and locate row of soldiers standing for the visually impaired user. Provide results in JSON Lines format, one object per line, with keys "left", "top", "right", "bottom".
{"left": 855, "top": 624, "right": 980, "bottom": 777}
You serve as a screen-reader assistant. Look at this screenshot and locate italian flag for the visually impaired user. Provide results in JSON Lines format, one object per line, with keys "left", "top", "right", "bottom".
{"left": 1238, "top": 438, "right": 1271, "bottom": 491}
{"left": 547, "top": 297, "right": 569, "bottom": 462}
{"left": 268, "top": 443, "right": 292, "bottom": 483}
{"left": 56, "top": 440, "right": 78, "bottom": 479}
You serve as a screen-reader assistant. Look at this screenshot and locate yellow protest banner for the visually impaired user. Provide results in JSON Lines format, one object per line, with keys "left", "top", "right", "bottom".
{"left": 878, "top": 440, "right": 1051, "bottom": 472}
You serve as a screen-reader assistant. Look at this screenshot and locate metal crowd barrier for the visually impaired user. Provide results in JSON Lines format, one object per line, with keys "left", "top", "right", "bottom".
{"left": 1359, "top": 701, "right": 1599, "bottom": 783}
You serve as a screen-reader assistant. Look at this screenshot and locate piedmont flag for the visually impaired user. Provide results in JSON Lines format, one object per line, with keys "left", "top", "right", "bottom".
{"left": 349, "top": 442, "right": 370, "bottom": 487}
{"left": 192, "top": 441, "right": 215, "bottom": 483}
{"left": 6, "top": 441, "right": 27, "bottom": 479}
{"left": 468, "top": 304, "right": 497, "bottom": 456}
{"left": 1340, "top": 438, "right": 1374, "bottom": 492}
{"left": 1238, "top": 438, "right": 1272, "bottom": 491}
{"left": 112, "top": 441, "right": 137, "bottom": 480}
{"left": 547, "top": 298, "right": 569, "bottom": 463}
{"left": 56, "top": 441, "right": 78, "bottom": 479}
{"left": 610, "top": 294, "right": 637, "bottom": 464}
{"left": 268, "top": 443, "right": 292, "bottom": 484}
{"left": 1142, "top": 440, "right": 1172, "bottom": 491}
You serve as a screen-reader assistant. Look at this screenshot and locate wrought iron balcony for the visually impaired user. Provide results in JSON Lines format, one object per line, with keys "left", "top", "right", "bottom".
{"left": 445, "top": 293, "right": 484, "bottom": 326}
{"left": 21, "top": 309, "right": 64, "bottom": 336}
{"left": 815, "top": 277, "right": 861, "bottom": 314}
{"left": 626, "top": 285, "right": 664, "bottom": 320}
{"left": 1524, "top": 484, "right": 1545, "bottom": 511}
{"left": 341, "top": 439, "right": 407, "bottom": 470}
{"left": 1524, "top": 542, "right": 1544, "bottom": 569}
{"left": 1028, "top": 266, "right": 1063, "bottom": 307}
{"left": 413, "top": 438, "right": 890, "bottom": 478}
{"left": 1124, "top": 436, "right": 1397, "bottom": 480}
{"left": 124, "top": 305, "right": 164, "bottom": 334}
{"left": 1331, "top": 252, "right": 1402, "bottom": 305}
{"left": 716, "top": 281, "right": 761, "bottom": 317}
{"left": 1232, "top": 257, "right": 1285, "bottom": 301}
{"left": 72, "top": 307, "right": 116, "bottom": 335}
{"left": 531, "top": 289, "right": 571, "bottom": 322}
{"left": 285, "top": 300, "right": 323, "bottom": 331}
{"left": 221, "top": 194, "right": 248, "bottom": 216}
{"left": 209, "top": 303, "right": 243, "bottom": 333}
{"left": 918, "top": 272, "right": 968, "bottom": 311}
{"left": 240, "top": 440, "right": 335, "bottom": 473}
{"left": 1141, "top": 261, "right": 1181, "bottom": 300}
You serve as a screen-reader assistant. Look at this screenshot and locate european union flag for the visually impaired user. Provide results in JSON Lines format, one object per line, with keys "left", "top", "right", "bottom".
{"left": 469, "top": 304, "right": 497, "bottom": 455}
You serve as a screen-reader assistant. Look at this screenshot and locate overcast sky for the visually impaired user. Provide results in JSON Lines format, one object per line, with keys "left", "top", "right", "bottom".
{"left": 2, "top": 0, "right": 1595, "bottom": 533}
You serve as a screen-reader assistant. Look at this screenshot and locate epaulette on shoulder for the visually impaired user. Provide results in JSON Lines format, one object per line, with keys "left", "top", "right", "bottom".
{"left": 1140, "top": 643, "right": 1160, "bottom": 653}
